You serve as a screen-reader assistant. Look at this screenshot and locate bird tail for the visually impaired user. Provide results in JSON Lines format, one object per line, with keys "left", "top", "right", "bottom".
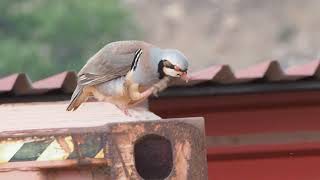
{"left": 66, "top": 86, "right": 86, "bottom": 111}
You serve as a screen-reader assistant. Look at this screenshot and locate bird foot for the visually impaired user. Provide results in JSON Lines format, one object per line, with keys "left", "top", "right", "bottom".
{"left": 123, "top": 108, "right": 132, "bottom": 117}
{"left": 140, "top": 86, "right": 155, "bottom": 98}
{"left": 115, "top": 105, "right": 132, "bottom": 117}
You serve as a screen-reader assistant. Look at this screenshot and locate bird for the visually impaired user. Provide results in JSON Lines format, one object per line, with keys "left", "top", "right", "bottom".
{"left": 66, "top": 40, "right": 189, "bottom": 115}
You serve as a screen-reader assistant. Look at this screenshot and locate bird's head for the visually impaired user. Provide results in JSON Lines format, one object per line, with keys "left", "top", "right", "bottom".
{"left": 157, "top": 49, "right": 189, "bottom": 82}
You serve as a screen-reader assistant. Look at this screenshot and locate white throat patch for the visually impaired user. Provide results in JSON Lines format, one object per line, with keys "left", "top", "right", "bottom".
{"left": 163, "top": 67, "right": 181, "bottom": 77}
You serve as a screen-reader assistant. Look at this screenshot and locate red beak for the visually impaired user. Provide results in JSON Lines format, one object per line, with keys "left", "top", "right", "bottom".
{"left": 180, "top": 72, "right": 190, "bottom": 83}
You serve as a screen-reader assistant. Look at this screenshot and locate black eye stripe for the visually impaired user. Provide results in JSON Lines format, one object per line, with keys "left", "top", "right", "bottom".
{"left": 167, "top": 64, "right": 175, "bottom": 69}
{"left": 162, "top": 60, "right": 174, "bottom": 69}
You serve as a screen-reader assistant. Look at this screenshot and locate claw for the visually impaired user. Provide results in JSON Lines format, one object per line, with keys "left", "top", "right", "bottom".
{"left": 152, "top": 86, "right": 160, "bottom": 97}
{"left": 153, "top": 92, "right": 159, "bottom": 97}
{"left": 181, "top": 72, "right": 190, "bottom": 83}
{"left": 115, "top": 105, "right": 132, "bottom": 117}
{"left": 123, "top": 109, "right": 132, "bottom": 117}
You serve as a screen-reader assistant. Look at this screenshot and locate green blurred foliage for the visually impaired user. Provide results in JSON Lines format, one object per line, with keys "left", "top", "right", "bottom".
{"left": 0, "top": 0, "right": 140, "bottom": 80}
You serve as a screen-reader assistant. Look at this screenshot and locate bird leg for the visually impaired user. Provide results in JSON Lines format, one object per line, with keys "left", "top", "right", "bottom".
{"left": 123, "top": 71, "right": 154, "bottom": 108}
{"left": 127, "top": 87, "right": 154, "bottom": 108}
{"left": 128, "top": 83, "right": 155, "bottom": 102}
{"left": 152, "top": 76, "right": 170, "bottom": 97}
{"left": 126, "top": 77, "right": 170, "bottom": 107}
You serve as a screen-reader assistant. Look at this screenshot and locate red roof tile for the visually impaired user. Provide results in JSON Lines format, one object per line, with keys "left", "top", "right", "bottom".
{"left": 235, "top": 60, "right": 299, "bottom": 81}
{"left": 286, "top": 60, "right": 320, "bottom": 77}
{"left": 0, "top": 71, "right": 76, "bottom": 96}
{"left": 33, "top": 71, "right": 77, "bottom": 93}
{"left": 190, "top": 65, "right": 224, "bottom": 80}
{"left": 0, "top": 73, "right": 39, "bottom": 95}
{"left": 191, "top": 65, "right": 236, "bottom": 84}
{"left": 236, "top": 61, "right": 277, "bottom": 78}
{"left": 0, "top": 74, "right": 20, "bottom": 92}
{"left": 1, "top": 59, "right": 320, "bottom": 97}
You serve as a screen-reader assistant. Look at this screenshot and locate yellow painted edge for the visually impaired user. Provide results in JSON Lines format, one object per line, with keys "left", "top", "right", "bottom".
{"left": 95, "top": 148, "right": 104, "bottom": 159}
{"left": 0, "top": 142, "right": 24, "bottom": 163}
{"left": 37, "top": 136, "right": 74, "bottom": 161}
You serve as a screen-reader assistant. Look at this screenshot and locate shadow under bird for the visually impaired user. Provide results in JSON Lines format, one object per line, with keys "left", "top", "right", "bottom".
{"left": 66, "top": 40, "right": 189, "bottom": 115}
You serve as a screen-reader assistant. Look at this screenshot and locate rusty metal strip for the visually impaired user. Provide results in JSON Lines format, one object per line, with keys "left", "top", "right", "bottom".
{"left": 0, "top": 159, "right": 108, "bottom": 171}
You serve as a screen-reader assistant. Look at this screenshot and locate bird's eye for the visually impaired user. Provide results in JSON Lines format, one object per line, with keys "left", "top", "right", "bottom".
{"left": 181, "top": 68, "right": 188, "bottom": 72}
{"left": 168, "top": 64, "right": 175, "bottom": 69}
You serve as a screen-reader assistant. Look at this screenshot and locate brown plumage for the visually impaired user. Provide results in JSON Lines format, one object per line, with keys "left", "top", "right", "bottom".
{"left": 66, "top": 41, "right": 154, "bottom": 111}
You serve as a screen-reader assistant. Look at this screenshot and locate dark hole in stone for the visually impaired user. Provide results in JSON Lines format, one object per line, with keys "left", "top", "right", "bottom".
{"left": 134, "top": 134, "right": 173, "bottom": 180}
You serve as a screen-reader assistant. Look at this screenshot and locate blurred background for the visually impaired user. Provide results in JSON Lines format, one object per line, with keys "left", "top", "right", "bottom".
{"left": 1, "top": 0, "right": 320, "bottom": 80}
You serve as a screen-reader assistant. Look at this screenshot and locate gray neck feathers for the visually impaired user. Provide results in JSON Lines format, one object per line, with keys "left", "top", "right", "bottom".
{"left": 131, "top": 47, "right": 163, "bottom": 86}
{"left": 149, "top": 47, "right": 163, "bottom": 67}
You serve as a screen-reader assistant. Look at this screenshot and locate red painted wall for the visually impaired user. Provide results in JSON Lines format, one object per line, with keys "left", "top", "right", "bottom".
{"left": 208, "top": 154, "right": 320, "bottom": 180}
{"left": 150, "top": 91, "right": 320, "bottom": 180}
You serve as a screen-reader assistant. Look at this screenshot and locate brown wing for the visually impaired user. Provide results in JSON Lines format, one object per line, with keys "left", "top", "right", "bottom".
{"left": 77, "top": 41, "right": 149, "bottom": 86}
